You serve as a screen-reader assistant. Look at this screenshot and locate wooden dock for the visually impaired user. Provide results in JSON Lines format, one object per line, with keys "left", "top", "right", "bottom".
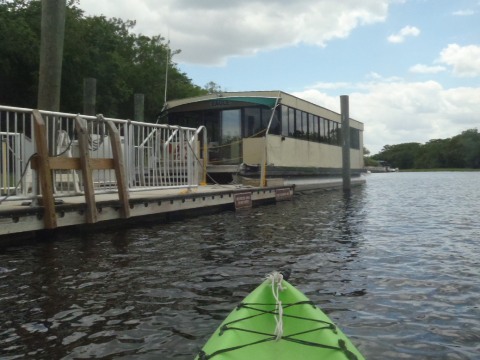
{"left": 0, "top": 105, "right": 362, "bottom": 243}
{"left": 0, "top": 106, "right": 297, "bottom": 243}
{"left": 0, "top": 184, "right": 294, "bottom": 240}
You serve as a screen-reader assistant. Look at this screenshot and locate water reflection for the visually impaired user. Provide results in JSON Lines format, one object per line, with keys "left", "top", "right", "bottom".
{"left": 1, "top": 173, "right": 479, "bottom": 359}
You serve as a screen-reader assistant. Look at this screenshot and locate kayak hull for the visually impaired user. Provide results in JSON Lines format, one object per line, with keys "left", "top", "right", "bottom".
{"left": 195, "top": 277, "right": 365, "bottom": 360}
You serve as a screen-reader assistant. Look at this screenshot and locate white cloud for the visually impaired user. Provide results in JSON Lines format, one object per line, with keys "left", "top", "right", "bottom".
{"left": 452, "top": 9, "right": 475, "bottom": 16}
{"left": 308, "top": 82, "right": 353, "bottom": 90}
{"left": 387, "top": 25, "right": 420, "bottom": 43}
{"left": 79, "top": 0, "right": 390, "bottom": 65}
{"left": 293, "top": 80, "right": 480, "bottom": 154}
{"left": 438, "top": 44, "right": 480, "bottom": 77}
{"left": 409, "top": 64, "right": 446, "bottom": 74}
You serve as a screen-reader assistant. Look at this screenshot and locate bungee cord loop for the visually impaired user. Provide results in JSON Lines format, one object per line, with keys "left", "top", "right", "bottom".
{"left": 267, "top": 271, "right": 285, "bottom": 341}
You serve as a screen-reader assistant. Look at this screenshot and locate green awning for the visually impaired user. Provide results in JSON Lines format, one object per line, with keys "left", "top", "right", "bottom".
{"left": 218, "top": 96, "right": 278, "bottom": 108}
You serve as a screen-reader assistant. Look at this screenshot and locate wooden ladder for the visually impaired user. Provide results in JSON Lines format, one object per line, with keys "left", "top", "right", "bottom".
{"left": 31, "top": 110, "right": 130, "bottom": 229}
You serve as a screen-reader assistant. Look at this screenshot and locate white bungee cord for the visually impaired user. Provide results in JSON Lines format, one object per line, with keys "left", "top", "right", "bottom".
{"left": 267, "top": 271, "right": 285, "bottom": 341}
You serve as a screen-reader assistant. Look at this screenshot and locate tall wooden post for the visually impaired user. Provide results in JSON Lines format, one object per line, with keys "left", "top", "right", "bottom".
{"left": 341, "top": 95, "right": 351, "bottom": 191}
{"left": 134, "top": 94, "right": 145, "bottom": 122}
{"left": 37, "top": 0, "right": 66, "bottom": 111}
{"left": 83, "top": 78, "right": 97, "bottom": 116}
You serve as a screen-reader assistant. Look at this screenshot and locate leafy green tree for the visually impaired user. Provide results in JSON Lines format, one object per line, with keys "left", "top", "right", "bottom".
{"left": 204, "top": 81, "right": 223, "bottom": 94}
{"left": 415, "top": 139, "right": 449, "bottom": 169}
{"left": 363, "top": 147, "right": 380, "bottom": 166}
{"left": 372, "top": 143, "right": 421, "bottom": 169}
{"left": 448, "top": 129, "right": 480, "bottom": 168}
{"left": 0, "top": 0, "right": 207, "bottom": 120}
{"left": 373, "top": 129, "right": 480, "bottom": 170}
{"left": 0, "top": 0, "right": 41, "bottom": 107}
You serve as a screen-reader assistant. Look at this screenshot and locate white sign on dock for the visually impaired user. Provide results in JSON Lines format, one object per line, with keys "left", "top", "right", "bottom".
{"left": 234, "top": 192, "right": 252, "bottom": 210}
{"left": 275, "top": 188, "right": 293, "bottom": 201}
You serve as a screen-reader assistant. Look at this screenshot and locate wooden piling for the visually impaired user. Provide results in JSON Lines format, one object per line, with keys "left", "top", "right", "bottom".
{"left": 134, "top": 94, "right": 145, "bottom": 123}
{"left": 37, "top": 0, "right": 66, "bottom": 112}
{"left": 83, "top": 78, "right": 97, "bottom": 116}
{"left": 341, "top": 95, "right": 351, "bottom": 191}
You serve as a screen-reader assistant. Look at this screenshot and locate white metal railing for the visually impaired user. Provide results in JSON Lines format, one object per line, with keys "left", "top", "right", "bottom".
{"left": 0, "top": 105, "right": 207, "bottom": 202}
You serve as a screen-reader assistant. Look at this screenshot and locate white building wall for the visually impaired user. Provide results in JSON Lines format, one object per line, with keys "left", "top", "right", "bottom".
{"left": 243, "top": 135, "right": 363, "bottom": 169}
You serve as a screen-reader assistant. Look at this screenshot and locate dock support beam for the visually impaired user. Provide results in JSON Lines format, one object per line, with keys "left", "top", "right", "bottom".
{"left": 32, "top": 110, "right": 57, "bottom": 229}
{"left": 341, "top": 95, "right": 351, "bottom": 192}
{"left": 105, "top": 120, "right": 130, "bottom": 219}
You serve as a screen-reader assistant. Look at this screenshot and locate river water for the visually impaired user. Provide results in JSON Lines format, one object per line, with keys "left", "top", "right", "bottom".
{"left": 1, "top": 172, "right": 479, "bottom": 359}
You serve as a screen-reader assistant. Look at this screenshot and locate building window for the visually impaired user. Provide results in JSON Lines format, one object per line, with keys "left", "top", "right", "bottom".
{"left": 319, "top": 117, "right": 326, "bottom": 142}
{"left": 221, "top": 109, "right": 241, "bottom": 143}
{"left": 295, "top": 109, "right": 303, "bottom": 137}
{"left": 312, "top": 115, "right": 318, "bottom": 141}
{"left": 301, "top": 111, "right": 308, "bottom": 139}
{"left": 288, "top": 107, "right": 295, "bottom": 136}
{"left": 268, "top": 107, "right": 281, "bottom": 135}
{"left": 244, "top": 107, "right": 261, "bottom": 137}
{"left": 350, "top": 128, "right": 360, "bottom": 149}
{"left": 281, "top": 105, "right": 289, "bottom": 136}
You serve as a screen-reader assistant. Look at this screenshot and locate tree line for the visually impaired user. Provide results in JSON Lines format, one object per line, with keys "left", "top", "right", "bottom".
{"left": 369, "top": 129, "right": 480, "bottom": 169}
{"left": 0, "top": 0, "right": 208, "bottom": 121}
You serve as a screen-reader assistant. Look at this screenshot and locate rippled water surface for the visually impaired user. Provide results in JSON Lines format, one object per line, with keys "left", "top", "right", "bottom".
{"left": 1, "top": 172, "right": 479, "bottom": 359}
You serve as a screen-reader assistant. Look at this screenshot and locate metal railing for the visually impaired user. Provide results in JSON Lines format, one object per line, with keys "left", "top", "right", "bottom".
{"left": 0, "top": 105, "right": 207, "bottom": 201}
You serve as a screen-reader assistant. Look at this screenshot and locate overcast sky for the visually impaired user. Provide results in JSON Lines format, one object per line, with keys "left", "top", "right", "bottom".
{"left": 79, "top": 0, "right": 480, "bottom": 154}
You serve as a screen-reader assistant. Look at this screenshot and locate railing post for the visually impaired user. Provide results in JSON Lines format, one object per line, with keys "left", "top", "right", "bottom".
{"left": 1, "top": 139, "right": 7, "bottom": 195}
{"left": 32, "top": 110, "right": 57, "bottom": 229}
{"left": 201, "top": 127, "right": 208, "bottom": 186}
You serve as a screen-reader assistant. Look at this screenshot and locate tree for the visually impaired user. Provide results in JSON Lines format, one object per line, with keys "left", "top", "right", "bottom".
{"left": 415, "top": 139, "right": 449, "bottom": 169}
{"left": 372, "top": 143, "right": 421, "bottom": 169}
{"left": 204, "top": 81, "right": 223, "bottom": 94}
{"left": 363, "top": 147, "right": 380, "bottom": 167}
{"left": 449, "top": 129, "right": 480, "bottom": 168}
{"left": 372, "top": 128, "right": 480, "bottom": 170}
{"left": 0, "top": 0, "right": 208, "bottom": 120}
{"left": 0, "top": 0, "right": 42, "bottom": 107}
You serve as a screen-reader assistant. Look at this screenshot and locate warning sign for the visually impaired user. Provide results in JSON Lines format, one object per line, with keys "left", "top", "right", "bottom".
{"left": 275, "top": 188, "right": 293, "bottom": 201}
{"left": 234, "top": 192, "right": 252, "bottom": 210}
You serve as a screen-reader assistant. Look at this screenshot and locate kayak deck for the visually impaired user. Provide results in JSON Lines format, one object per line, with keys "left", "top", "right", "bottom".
{"left": 196, "top": 273, "right": 365, "bottom": 360}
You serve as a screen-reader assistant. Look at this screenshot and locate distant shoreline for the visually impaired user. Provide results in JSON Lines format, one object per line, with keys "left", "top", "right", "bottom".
{"left": 399, "top": 168, "right": 480, "bottom": 172}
